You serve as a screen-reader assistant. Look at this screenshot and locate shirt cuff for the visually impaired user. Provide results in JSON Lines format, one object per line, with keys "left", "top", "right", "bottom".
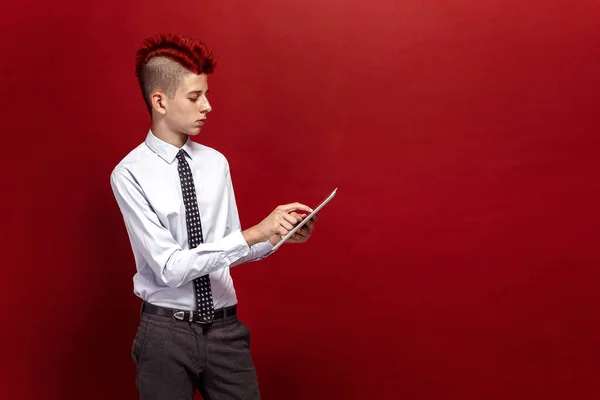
{"left": 222, "top": 229, "right": 251, "bottom": 265}
{"left": 254, "top": 239, "right": 275, "bottom": 259}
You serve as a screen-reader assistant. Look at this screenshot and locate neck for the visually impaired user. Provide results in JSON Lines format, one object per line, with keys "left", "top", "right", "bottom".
{"left": 151, "top": 120, "right": 188, "bottom": 148}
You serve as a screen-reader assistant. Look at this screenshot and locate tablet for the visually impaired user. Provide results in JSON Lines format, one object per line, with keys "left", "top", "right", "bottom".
{"left": 272, "top": 188, "right": 338, "bottom": 251}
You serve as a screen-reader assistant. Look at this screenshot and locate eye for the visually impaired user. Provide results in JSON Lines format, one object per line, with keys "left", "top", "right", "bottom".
{"left": 189, "top": 97, "right": 198, "bottom": 102}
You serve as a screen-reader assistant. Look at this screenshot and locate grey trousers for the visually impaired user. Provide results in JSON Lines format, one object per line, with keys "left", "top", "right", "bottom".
{"left": 132, "top": 307, "right": 261, "bottom": 400}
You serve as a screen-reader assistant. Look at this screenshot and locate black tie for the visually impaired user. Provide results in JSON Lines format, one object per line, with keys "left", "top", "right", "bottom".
{"left": 176, "top": 149, "right": 214, "bottom": 323}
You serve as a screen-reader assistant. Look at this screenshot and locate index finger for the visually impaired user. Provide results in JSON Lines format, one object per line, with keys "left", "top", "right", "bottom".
{"left": 280, "top": 202, "right": 313, "bottom": 213}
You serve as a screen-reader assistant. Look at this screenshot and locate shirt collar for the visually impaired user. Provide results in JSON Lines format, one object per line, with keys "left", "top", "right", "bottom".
{"left": 145, "top": 130, "right": 195, "bottom": 164}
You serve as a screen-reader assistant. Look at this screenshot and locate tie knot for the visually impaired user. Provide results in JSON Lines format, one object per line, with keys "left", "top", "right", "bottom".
{"left": 177, "top": 149, "right": 187, "bottom": 160}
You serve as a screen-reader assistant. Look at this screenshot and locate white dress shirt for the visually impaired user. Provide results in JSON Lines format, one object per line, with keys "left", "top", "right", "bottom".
{"left": 110, "top": 130, "right": 274, "bottom": 310}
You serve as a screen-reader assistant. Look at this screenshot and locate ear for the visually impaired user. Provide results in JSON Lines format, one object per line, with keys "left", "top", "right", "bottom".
{"left": 151, "top": 91, "right": 167, "bottom": 115}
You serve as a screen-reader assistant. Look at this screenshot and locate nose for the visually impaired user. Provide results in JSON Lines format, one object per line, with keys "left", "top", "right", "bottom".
{"left": 200, "top": 96, "right": 212, "bottom": 114}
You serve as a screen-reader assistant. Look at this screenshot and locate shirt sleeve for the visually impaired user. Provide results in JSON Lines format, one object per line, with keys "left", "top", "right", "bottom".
{"left": 224, "top": 165, "right": 275, "bottom": 266}
{"left": 110, "top": 167, "right": 251, "bottom": 288}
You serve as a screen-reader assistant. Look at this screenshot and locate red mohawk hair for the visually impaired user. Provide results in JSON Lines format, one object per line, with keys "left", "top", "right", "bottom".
{"left": 135, "top": 33, "right": 216, "bottom": 79}
{"left": 135, "top": 34, "right": 216, "bottom": 113}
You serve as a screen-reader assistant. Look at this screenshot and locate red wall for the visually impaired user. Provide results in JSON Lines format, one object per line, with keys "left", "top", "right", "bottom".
{"left": 2, "top": 1, "right": 599, "bottom": 399}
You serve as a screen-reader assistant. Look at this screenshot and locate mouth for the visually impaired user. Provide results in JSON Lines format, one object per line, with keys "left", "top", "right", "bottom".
{"left": 196, "top": 119, "right": 205, "bottom": 127}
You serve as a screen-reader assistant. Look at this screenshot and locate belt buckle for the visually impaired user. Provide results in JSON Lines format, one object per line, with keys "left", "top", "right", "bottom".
{"left": 173, "top": 311, "right": 197, "bottom": 323}
{"left": 173, "top": 311, "right": 186, "bottom": 321}
{"left": 173, "top": 310, "right": 213, "bottom": 325}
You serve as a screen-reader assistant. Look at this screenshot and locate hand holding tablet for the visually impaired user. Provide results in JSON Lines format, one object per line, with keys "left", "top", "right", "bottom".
{"left": 271, "top": 188, "right": 338, "bottom": 251}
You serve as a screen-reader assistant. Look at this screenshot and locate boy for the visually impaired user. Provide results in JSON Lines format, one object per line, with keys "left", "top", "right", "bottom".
{"left": 110, "top": 33, "right": 316, "bottom": 400}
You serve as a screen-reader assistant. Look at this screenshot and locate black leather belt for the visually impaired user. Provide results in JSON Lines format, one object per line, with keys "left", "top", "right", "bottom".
{"left": 142, "top": 301, "right": 236, "bottom": 324}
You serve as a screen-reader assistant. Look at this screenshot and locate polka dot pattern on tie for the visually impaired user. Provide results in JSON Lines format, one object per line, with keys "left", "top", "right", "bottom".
{"left": 177, "top": 149, "right": 215, "bottom": 323}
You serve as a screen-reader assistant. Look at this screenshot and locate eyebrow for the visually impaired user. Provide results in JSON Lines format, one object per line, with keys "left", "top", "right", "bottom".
{"left": 188, "top": 89, "right": 209, "bottom": 95}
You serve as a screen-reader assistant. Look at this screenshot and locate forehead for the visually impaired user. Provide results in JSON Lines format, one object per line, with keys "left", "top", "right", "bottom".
{"left": 177, "top": 72, "right": 208, "bottom": 93}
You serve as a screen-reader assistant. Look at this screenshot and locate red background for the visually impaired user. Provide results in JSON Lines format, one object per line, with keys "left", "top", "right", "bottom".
{"left": 2, "top": 0, "right": 599, "bottom": 399}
